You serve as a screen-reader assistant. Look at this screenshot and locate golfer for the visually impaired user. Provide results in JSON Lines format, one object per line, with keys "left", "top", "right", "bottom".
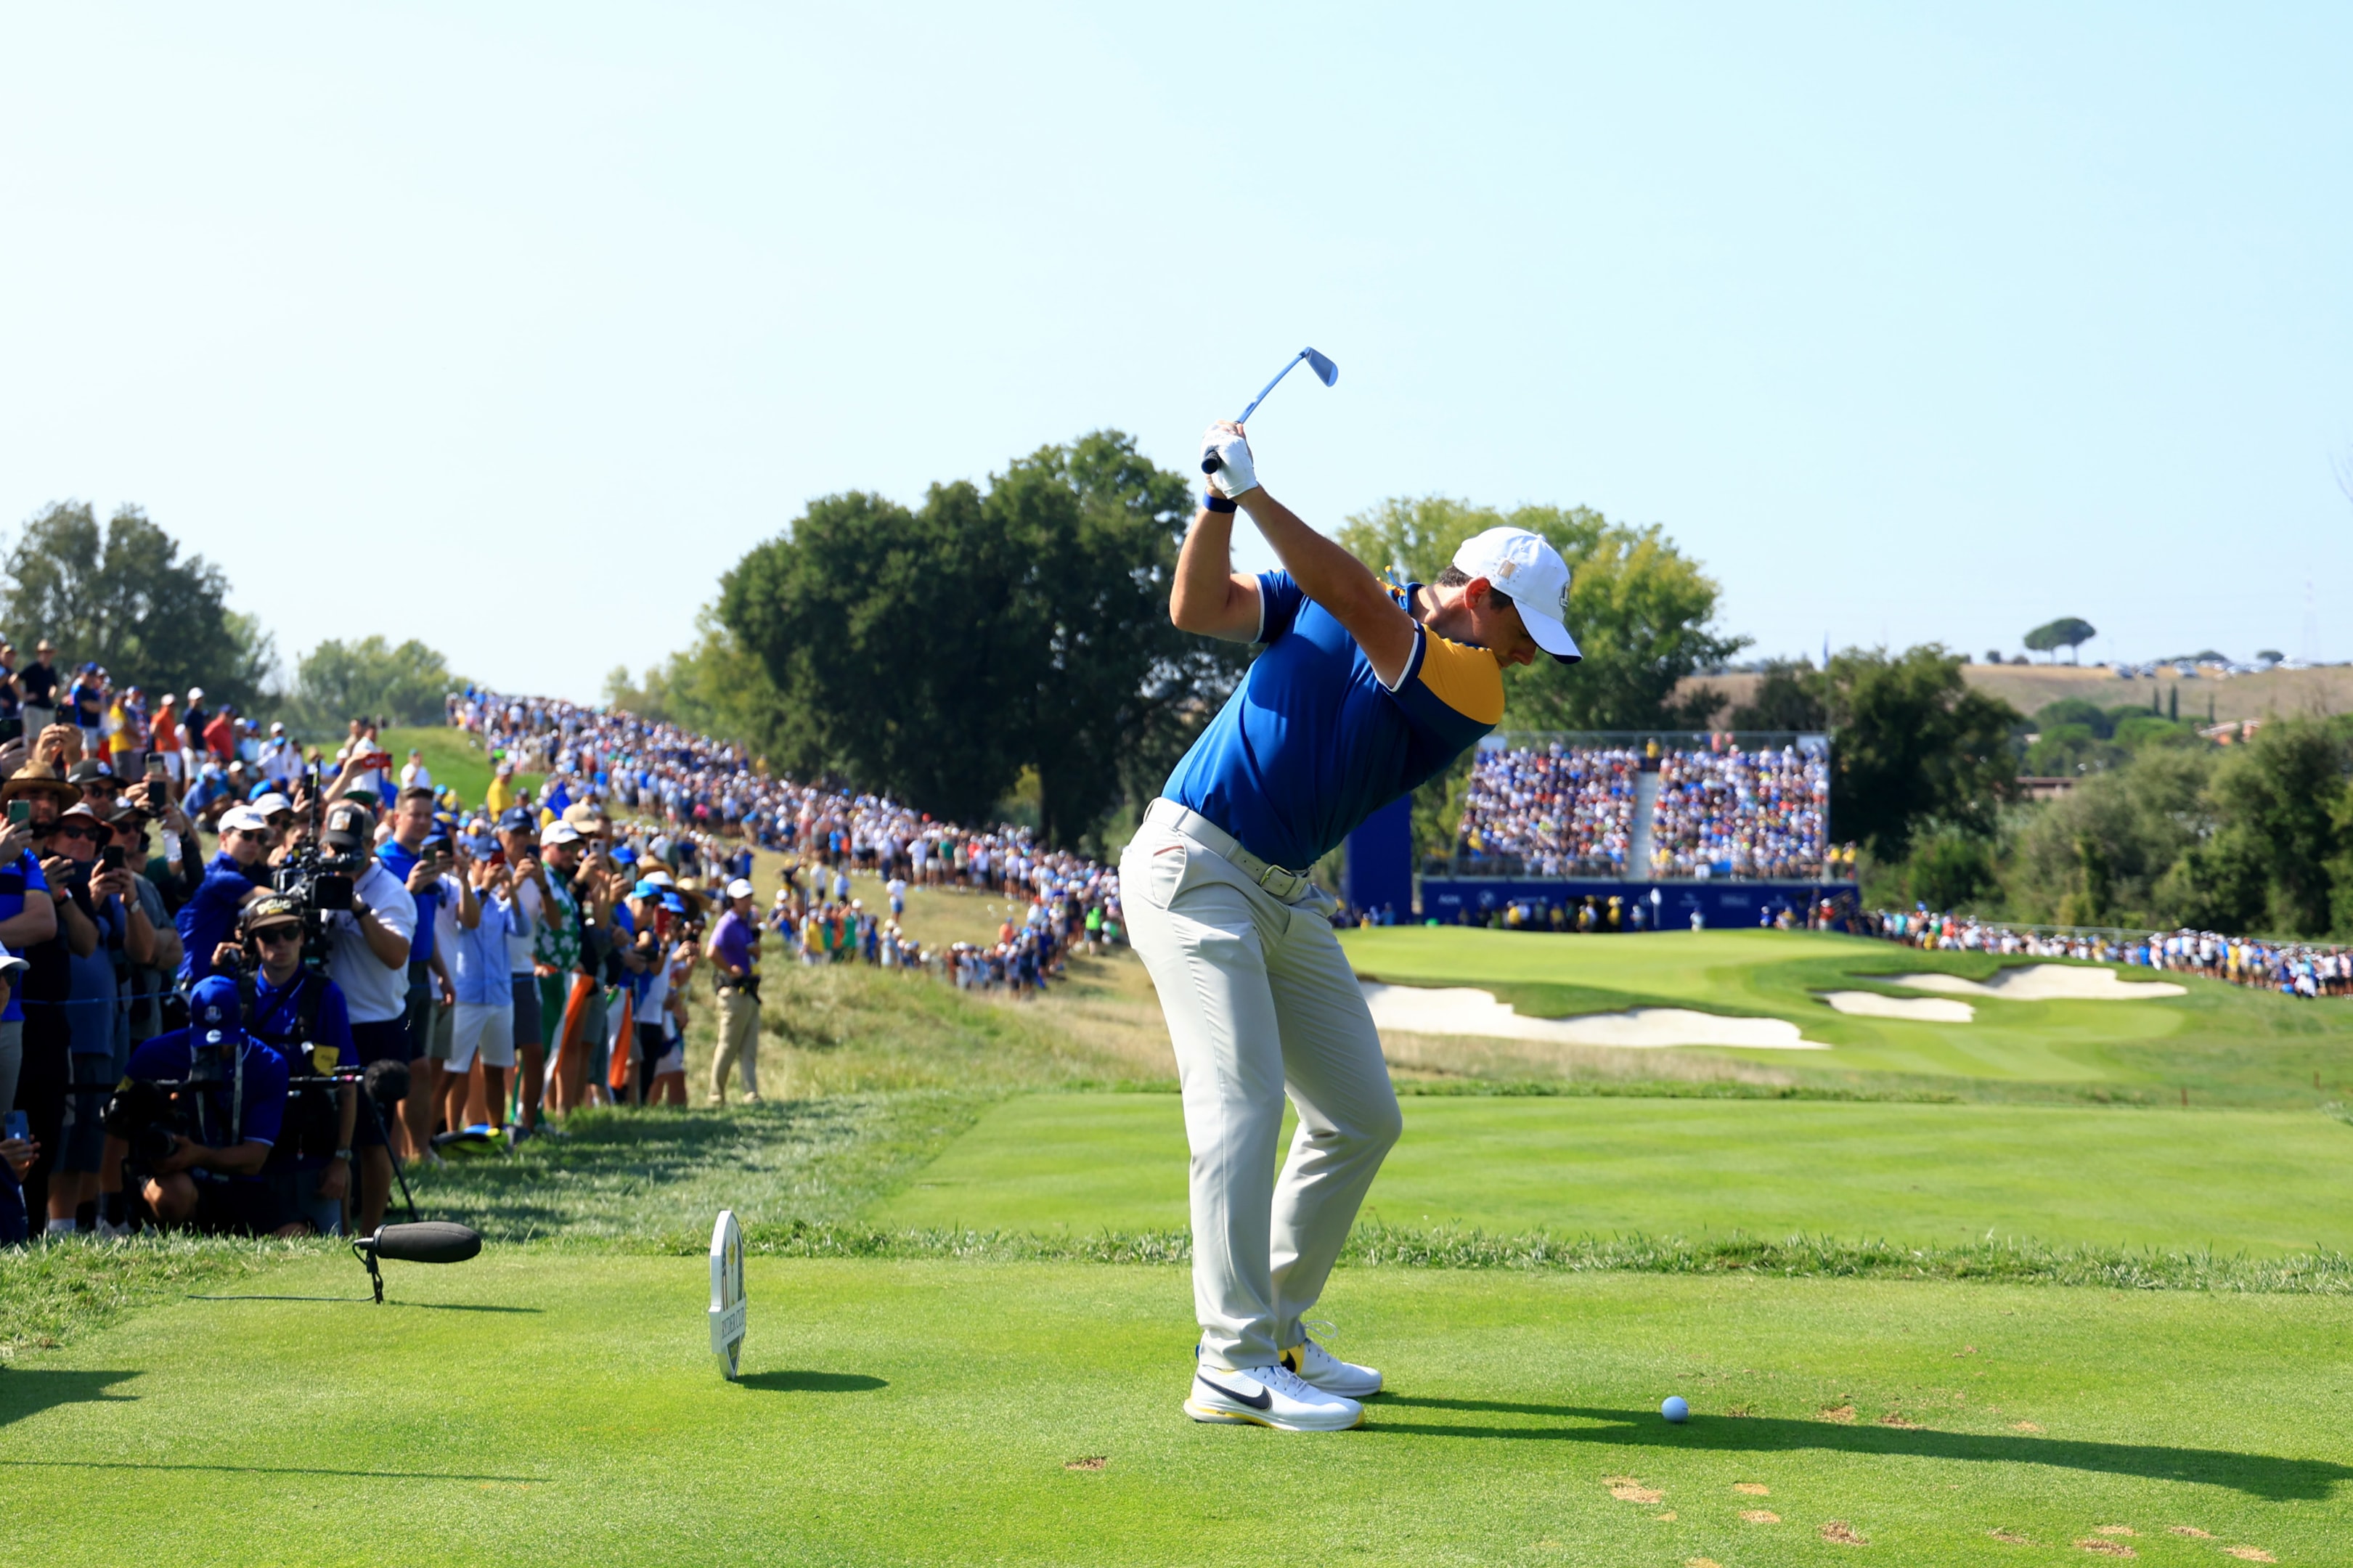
{"left": 1123, "top": 421, "right": 1579, "bottom": 1432}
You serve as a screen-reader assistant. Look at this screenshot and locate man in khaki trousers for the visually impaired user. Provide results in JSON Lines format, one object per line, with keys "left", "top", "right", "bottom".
{"left": 706, "top": 878, "right": 763, "bottom": 1104}
{"left": 1127, "top": 420, "right": 1580, "bottom": 1432}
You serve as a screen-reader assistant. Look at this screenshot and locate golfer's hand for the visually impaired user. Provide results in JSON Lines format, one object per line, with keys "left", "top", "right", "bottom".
{"left": 1201, "top": 422, "right": 1257, "bottom": 498}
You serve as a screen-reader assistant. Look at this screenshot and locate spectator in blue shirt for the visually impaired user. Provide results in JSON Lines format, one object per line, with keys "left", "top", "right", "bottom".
{"left": 232, "top": 896, "right": 367, "bottom": 1236}
{"left": 174, "top": 804, "right": 273, "bottom": 984}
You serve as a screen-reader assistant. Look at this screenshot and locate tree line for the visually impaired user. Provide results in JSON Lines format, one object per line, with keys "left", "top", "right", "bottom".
{"left": 1, "top": 501, "right": 461, "bottom": 733}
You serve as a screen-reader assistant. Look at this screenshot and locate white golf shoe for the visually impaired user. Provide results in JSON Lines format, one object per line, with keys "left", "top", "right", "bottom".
{"left": 1186, "top": 1363, "right": 1364, "bottom": 1432}
{"left": 1281, "top": 1335, "right": 1383, "bottom": 1398}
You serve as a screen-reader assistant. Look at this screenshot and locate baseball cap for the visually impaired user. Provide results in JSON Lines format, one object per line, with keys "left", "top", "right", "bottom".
{"left": 253, "top": 792, "right": 293, "bottom": 819}
{"left": 661, "top": 892, "right": 687, "bottom": 914}
{"left": 1449, "top": 526, "right": 1580, "bottom": 663}
{"left": 190, "top": 973, "right": 240, "bottom": 1043}
{"left": 240, "top": 894, "right": 304, "bottom": 935}
{"left": 630, "top": 878, "right": 661, "bottom": 900}
{"left": 218, "top": 805, "right": 270, "bottom": 835}
{"left": 725, "top": 878, "right": 756, "bottom": 901}
{"left": 322, "top": 800, "right": 372, "bottom": 849}
{"left": 539, "top": 820, "right": 583, "bottom": 848}
{"left": 497, "top": 806, "right": 534, "bottom": 833}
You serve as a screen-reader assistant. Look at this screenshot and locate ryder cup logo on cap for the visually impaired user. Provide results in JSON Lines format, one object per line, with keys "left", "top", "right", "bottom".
{"left": 190, "top": 973, "right": 241, "bottom": 1044}
{"left": 1451, "top": 526, "right": 1581, "bottom": 663}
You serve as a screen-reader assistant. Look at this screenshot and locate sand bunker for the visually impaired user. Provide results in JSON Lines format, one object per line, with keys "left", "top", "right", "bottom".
{"left": 1358, "top": 982, "right": 1827, "bottom": 1050}
{"left": 1888, "top": 964, "right": 2186, "bottom": 1002}
{"left": 1817, "top": 990, "right": 1975, "bottom": 1023}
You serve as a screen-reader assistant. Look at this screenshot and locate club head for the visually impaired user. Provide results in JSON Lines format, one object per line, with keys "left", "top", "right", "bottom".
{"left": 1303, "top": 347, "right": 1338, "bottom": 387}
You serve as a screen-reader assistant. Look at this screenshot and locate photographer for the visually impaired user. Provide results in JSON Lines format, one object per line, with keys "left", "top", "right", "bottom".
{"left": 100, "top": 973, "right": 288, "bottom": 1235}
{"left": 314, "top": 799, "right": 412, "bottom": 1230}
{"left": 217, "top": 896, "right": 365, "bottom": 1236}
{"left": 174, "top": 803, "right": 274, "bottom": 984}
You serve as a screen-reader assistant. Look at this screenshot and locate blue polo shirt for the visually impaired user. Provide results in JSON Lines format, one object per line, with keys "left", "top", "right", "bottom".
{"left": 126, "top": 1028, "right": 290, "bottom": 1166}
{"left": 1162, "top": 572, "right": 1503, "bottom": 870}
{"left": 248, "top": 970, "right": 356, "bottom": 1069}
{"left": 176, "top": 852, "right": 261, "bottom": 984}
{"left": 377, "top": 842, "right": 439, "bottom": 966}
{"left": 0, "top": 850, "right": 48, "bottom": 1023}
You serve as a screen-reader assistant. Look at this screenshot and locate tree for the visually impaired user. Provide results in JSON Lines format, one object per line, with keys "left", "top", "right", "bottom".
{"left": 605, "top": 607, "right": 786, "bottom": 758}
{"left": 719, "top": 431, "right": 1247, "bottom": 846}
{"left": 1820, "top": 645, "right": 2019, "bottom": 859}
{"left": 1724, "top": 660, "right": 1829, "bottom": 730}
{"left": 1, "top": 501, "right": 277, "bottom": 707}
{"left": 2023, "top": 617, "right": 2097, "bottom": 663}
{"left": 292, "top": 636, "right": 457, "bottom": 727}
{"left": 2164, "top": 719, "right": 2351, "bottom": 937}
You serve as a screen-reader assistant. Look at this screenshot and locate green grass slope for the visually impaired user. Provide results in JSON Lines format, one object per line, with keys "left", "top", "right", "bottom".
{"left": 876, "top": 1092, "right": 2353, "bottom": 1254}
{"left": 375, "top": 725, "right": 544, "bottom": 811}
{"left": 4, "top": 1252, "right": 2344, "bottom": 1567}
{"left": 1342, "top": 926, "right": 2353, "bottom": 1101}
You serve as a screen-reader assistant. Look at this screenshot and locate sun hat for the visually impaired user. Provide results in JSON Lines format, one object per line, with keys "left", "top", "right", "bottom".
{"left": 1, "top": 760, "right": 81, "bottom": 808}
{"left": 1449, "top": 527, "right": 1580, "bottom": 663}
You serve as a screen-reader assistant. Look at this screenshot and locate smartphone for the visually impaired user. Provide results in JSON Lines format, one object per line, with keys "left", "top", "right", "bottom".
{"left": 145, "top": 754, "right": 169, "bottom": 780}
{"left": 2, "top": 1110, "right": 26, "bottom": 1145}
{"left": 102, "top": 844, "right": 125, "bottom": 873}
{"left": 6, "top": 800, "right": 26, "bottom": 826}
{"left": 486, "top": 846, "right": 507, "bottom": 869}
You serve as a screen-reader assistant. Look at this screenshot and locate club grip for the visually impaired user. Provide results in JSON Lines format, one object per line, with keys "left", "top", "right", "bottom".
{"left": 1200, "top": 455, "right": 1223, "bottom": 474}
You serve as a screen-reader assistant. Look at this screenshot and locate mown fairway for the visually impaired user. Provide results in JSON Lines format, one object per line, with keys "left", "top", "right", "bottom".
{"left": 875, "top": 1092, "right": 2353, "bottom": 1254}
{"left": 4, "top": 1251, "right": 2348, "bottom": 1567}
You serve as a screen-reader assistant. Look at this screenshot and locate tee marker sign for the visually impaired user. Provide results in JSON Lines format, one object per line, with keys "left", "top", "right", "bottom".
{"left": 709, "top": 1209, "right": 747, "bottom": 1379}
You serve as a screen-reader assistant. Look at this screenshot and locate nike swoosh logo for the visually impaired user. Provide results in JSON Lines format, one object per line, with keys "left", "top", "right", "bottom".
{"left": 1196, "top": 1376, "right": 1272, "bottom": 1411}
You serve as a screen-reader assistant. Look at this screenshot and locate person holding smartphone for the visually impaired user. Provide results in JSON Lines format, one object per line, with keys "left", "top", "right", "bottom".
{"left": 41, "top": 799, "right": 150, "bottom": 1233}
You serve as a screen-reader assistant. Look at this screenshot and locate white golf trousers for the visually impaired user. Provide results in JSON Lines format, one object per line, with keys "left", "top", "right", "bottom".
{"left": 1122, "top": 802, "right": 1401, "bottom": 1371}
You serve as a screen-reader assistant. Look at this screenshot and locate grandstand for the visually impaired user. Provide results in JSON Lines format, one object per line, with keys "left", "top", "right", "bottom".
{"left": 1350, "top": 732, "right": 1857, "bottom": 928}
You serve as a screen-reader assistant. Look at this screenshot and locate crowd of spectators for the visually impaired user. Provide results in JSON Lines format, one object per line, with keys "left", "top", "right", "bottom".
{"left": 451, "top": 687, "right": 1127, "bottom": 1003}
{"left": 1456, "top": 743, "right": 1637, "bottom": 876}
{"left": 1648, "top": 743, "right": 1830, "bottom": 881}
{"left": 1449, "top": 740, "right": 1837, "bottom": 883}
{"left": 1867, "top": 909, "right": 2353, "bottom": 999}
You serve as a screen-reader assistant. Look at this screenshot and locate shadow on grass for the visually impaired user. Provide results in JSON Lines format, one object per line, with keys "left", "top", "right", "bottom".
{"left": 1371, "top": 1397, "right": 2350, "bottom": 1501}
{"left": 735, "top": 1371, "right": 887, "bottom": 1393}
{"left": 184, "top": 1295, "right": 540, "bottom": 1313}
{"left": 0, "top": 1368, "right": 139, "bottom": 1429}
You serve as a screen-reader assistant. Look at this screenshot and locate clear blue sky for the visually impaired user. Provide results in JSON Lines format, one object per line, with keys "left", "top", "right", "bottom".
{"left": 4, "top": 4, "right": 2347, "bottom": 701}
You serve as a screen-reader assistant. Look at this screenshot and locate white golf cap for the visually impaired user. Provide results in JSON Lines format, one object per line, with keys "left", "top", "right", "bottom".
{"left": 217, "top": 805, "right": 269, "bottom": 834}
{"left": 539, "top": 819, "right": 583, "bottom": 847}
{"left": 725, "top": 878, "right": 756, "bottom": 901}
{"left": 253, "top": 792, "right": 293, "bottom": 818}
{"left": 1451, "top": 526, "right": 1580, "bottom": 663}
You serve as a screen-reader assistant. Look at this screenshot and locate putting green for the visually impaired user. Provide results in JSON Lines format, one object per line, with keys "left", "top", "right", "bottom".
{"left": 1339, "top": 926, "right": 2353, "bottom": 1091}
{"left": 4, "top": 1251, "right": 2344, "bottom": 1565}
{"left": 874, "top": 1093, "right": 2353, "bottom": 1254}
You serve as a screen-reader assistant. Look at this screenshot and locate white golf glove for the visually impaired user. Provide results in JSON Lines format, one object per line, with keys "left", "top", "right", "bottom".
{"left": 1201, "top": 421, "right": 1257, "bottom": 499}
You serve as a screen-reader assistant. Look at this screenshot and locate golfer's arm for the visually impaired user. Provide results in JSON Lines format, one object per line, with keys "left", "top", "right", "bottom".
{"left": 1236, "top": 490, "right": 1416, "bottom": 685}
{"left": 1169, "top": 507, "right": 1263, "bottom": 642}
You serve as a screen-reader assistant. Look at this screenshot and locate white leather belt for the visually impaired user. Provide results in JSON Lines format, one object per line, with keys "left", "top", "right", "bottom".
{"left": 1144, "top": 798, "right": 1316, "bottom": 903}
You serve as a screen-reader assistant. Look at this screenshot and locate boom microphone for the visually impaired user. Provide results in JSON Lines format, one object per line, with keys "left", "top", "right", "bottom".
{"left": 352, "top": 1220, "right": 484, "bottom": 1302}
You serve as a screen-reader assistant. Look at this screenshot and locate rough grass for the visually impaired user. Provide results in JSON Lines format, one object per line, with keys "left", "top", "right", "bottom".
{"left": 726, "top": 1219, "right": 2353, "bottom": 1293}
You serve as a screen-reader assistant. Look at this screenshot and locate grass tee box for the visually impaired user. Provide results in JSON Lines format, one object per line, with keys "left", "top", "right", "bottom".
{"left": 876, "top": 1092, "right": 2353, "bottom": 1254}
{"left": 3, "top": 1253, "right": 2346, "bottom": 1567}
{"left": 1339, "top": 926, "right": 2353, "bottom": 1097}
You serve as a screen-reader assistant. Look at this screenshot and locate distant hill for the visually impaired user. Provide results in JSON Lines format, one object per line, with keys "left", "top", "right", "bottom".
{"left": 1679, "top": 662, "right": 2353, "bottom": 729}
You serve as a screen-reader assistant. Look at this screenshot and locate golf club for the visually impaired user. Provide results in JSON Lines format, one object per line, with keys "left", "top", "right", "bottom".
{"left": 1202, "top": 347, "right": 1338, "bottom": 473}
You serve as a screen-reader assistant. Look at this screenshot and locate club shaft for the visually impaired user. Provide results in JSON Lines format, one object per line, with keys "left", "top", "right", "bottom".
{"left": 1236, "top": 352, "right": 1308, "bottom": 425}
